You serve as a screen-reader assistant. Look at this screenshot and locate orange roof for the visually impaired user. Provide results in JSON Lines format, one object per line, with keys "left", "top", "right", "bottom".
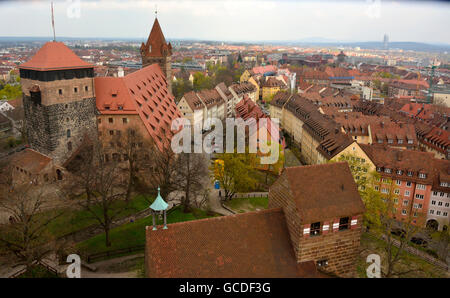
{"left": 95, "top": 64, "right": 182, "bottom": 151}
{"left": 19, "top": 42, "right": 93, "bottom": 71}
{"left": 11, "top": 149, "right": 52, "bottom": 174}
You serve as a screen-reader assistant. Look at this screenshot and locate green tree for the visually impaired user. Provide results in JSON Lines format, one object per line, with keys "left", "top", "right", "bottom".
{"left": 212, "top": 152, "right": 258, "bottom": 201}
{"left": 193, "top": 72, "right": 213, "bottom": 91}
{"left": 0, "top": 84, "right": 22, "bottom": 100}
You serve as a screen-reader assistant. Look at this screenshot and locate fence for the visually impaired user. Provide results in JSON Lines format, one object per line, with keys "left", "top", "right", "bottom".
{"left": 231, "top": 192, "right": 268, "bottom": 199}
{"left": 86, "top": 245, "right": 145, "bottom": 263}
{"left": 8, "top": 260, "right": 59, "bottom": 278}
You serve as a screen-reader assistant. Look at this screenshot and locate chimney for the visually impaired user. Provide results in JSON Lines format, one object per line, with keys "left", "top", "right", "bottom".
{"left": 117, "top": 67, "right": 124, "bottom": 77}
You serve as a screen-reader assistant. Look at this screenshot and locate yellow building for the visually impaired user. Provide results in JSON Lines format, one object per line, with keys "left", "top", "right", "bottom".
{"left": 262, "top": 77, "right": 286, "bottom": 102}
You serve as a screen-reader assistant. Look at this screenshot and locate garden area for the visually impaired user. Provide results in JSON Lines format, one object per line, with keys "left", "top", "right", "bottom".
{"left": 223, "top": 196, "right": 268, "bottom": 213}
{"left": 356, "top": 233, "right": 449, "bottom": 278}
{"left": 76, "top": 205, "right": 221, "bottom": 258}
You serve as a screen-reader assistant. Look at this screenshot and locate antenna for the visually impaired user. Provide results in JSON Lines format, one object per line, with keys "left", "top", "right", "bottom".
{"left": 51, "top": 2, "right": 56, "bottom": 41}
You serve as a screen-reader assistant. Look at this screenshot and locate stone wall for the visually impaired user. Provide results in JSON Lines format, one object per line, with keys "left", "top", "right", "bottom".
{"left": 23, "top": 95, "right": 98, "bottom": 163}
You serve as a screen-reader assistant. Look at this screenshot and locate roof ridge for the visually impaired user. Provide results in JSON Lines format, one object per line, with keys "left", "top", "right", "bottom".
{"left": 146, "top": 207, "right": 283, "bottom": 230}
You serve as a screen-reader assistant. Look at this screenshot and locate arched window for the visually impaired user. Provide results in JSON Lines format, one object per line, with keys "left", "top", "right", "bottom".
{"left": 67, "top": 129, "right": 71, "bottom": 138}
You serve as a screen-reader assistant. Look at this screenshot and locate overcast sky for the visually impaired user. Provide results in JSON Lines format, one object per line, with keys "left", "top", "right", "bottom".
{"left": 0, "top": 0, "right": 449, "bottom": 44}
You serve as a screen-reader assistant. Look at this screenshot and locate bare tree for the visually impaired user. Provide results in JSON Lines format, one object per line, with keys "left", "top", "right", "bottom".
{"left": 176, "top": 153, "right": 208, "bottom": 212}
{"left": 0, "top": 182, "right": 63, "bottom": 271}
{"left": 64, "top": 140, "right": 130, "bottom": 247}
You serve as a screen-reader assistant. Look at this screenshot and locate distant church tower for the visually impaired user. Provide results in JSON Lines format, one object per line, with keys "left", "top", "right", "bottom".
{"left": 19, "top": 42, "right": 98, "bottom": 164}
{"left": 141, "top": 15, "right": 173, "bottom": 93}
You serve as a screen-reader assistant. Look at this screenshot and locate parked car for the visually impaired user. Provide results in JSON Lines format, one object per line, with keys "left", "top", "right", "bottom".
{"left": 410, "top": 237, "right": 428, "bottom": 247}
{"left": 390, "top": 228, "right": 406, "bottom": 238}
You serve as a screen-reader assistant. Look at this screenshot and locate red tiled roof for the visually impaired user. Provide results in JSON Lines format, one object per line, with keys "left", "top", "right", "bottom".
{"left": 146, "top": 208, "right": 327, "bottom": 278}
{"left": 19, "top": 42, "right": 93, "bottom": 71}
{"left": 277, "top": 163, "right": 365, "bottom": 223}
{"left": 95, "top": 64, "right": 181, "bottom": 150}
{"left": 11, "top": 148, "right": 52, "bottom": 174}
{"left": 141, "top": 18, "right": 172, "bottom": 58}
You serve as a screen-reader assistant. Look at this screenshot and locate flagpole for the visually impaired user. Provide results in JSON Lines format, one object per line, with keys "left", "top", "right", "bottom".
{"left": 51, "top": 2, "right": 56, "bottom": 42}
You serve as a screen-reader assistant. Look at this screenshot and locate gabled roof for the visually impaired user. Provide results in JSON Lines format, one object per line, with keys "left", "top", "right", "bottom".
{"left": 19, "top": 42, "right": 93, "bottom": 71}
{"left": 278, "top": 163, "right": 365, "bottom": 223}
{"left": 95, "top": 64, "right": 181, "bottom": 151}
{"left": 146, "top": 208, "right": 327, "bottom": 278}
{"left": 11, "top": 149, "right": 52, "bottom": 174}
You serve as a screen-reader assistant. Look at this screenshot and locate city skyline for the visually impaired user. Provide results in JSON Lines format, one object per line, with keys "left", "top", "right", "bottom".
{"left": 0, "top": 0, "right": 449, "bottom": 45}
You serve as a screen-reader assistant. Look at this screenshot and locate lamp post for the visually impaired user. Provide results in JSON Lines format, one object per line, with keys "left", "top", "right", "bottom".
{"left": 150, "top": 186, "right": 169, "bottom": 230}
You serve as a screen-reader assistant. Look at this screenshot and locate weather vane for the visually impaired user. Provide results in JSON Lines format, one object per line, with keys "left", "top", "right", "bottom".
{"left": 51, "top": 1, "right": 56, "bottom": 42}
{"left": 155, "top": 4, "right": 157, "bottom": 18}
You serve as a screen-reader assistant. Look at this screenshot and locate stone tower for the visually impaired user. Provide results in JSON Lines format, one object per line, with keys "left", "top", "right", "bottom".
{"left": 19, "top": 41, "right": 98, "bottom": 164}
{"left": 141, "top": 17, "right": 173, "bottom": 93}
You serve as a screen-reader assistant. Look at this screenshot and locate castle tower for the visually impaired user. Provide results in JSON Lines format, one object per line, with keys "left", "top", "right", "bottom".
{"left": 19, "top": 42, "right": 98, "bottom": 164}
{"left": 141, "top": 17, "right": 173, "bottom": 93}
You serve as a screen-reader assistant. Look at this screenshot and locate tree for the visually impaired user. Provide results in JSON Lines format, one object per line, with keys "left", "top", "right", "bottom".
{"left": 0, "top": 174, "right": 63, "bottom": 271}
{"left": 175, "top": 153, "right": 208, "bottom": 213}
{"left": 64, "top": 140, "right": 130, "bottom": 247}
{"left": 193, "top": 72, "right": 213, "bottom": 91}
{"left": 333, "top": 153, "right": 426, "bottom": 277}
{"left": 212, "top": 151, "right": 257, "bottom": 201}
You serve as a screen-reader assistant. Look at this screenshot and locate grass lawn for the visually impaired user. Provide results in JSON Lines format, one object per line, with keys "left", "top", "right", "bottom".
{"left": 356, "top": 233, "right": 448, "bottom": 278}
{"left": 76, "top": 206, "right": 221, "bottom": 257}
{"left": 44, "top": 194, "right": 153, "bottom": 238}
{"left": 224, "top": 197, "right": 268, "bottom": 213}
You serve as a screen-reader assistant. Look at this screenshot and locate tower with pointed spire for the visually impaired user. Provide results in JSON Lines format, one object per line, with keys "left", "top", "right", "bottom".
{"left": 141, "top": 15, "right": 173, "bottom": 93}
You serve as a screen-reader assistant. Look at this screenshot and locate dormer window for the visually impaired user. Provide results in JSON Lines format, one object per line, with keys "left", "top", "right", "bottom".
{"left": 397, "top": 170, "right": 402, "bottom": 175}
{"left": 118, "top": 105, "right": 123, "bottom": 110}
{"left": 384, "top": 168, "right": 392, "bottom": 173}
{"left": 440, "top": 182, "right": 448, "bottom": 187}
{"left": 310, "top": 222, "right": 321, "bottom": 236}
{"left": 407, "top": 171, "right": 413, "bottom": 177}
{"left": 419, "top": 173, "right": 427, "bottom": 179}
{"left": 388, "top": 139, "right": 393, "bottom": 144}
{"left": 112, "top": 94, "right": 117, "bottom": 98}
{"left": 398, "top": 139, "right": 403, "bottom": 144}
{"left": 376, "top": 167, "right": 382, "bottom": 172}
{"left": 407, "top": 139, "right": 413, "bottom": 144}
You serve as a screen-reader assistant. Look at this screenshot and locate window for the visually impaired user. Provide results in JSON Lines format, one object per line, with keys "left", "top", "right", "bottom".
{"left": 85, "top": 86, "right": 89, "bottom": 92}
{"left": 438, "top": 201, "right": 443, "bottom": 206}
{"left": 109, "top": 130, "right": 114, "bottom": 136}
{"left": 67, "top": 129, "right": 71, "bottom": 138}
{"left": 433, "top": 191, "right": 438, "bottom": 196}
{"left": 339, "top": 217, "right": 350, "bottom": 231}
{"left": 404, "top": 190, "right": 410, "bottom": 196}
{"left": 98, "top": 118, "right": 101, "bottom": 124}
{"left": 415, "top": 194, "right": 424, "bottom": 200}
{"left": 445, "top": 203, "right": 449, "bottom": 208}
{"left": 440, "top": 192, "right": 445, "bottom": 197}
{"left": 310, "top": 222, "right": 321, "bottom": 236}
{"left": 109, "top": 118, "right": 113, "bottom": 123}
{"left": 396, "top": 170, "right": 402, "bottom": 175}
{"left": 403, "top": 200, "right": 409, "bottom": 206}
{"left": 396, "top": 180, "right": 401, "bottom": 186}
{"left": 74, "top": 87, "right": 78, "bottom": 93}
{"left": 430, "top": 210, "right": 434, "bottom": 215}
{"left": 406, "top": 182, "right": 412, "bottom": 187}
{"left": 382, "top": 178, "right": 389, "bottom": 183}
{"left": 402, "top": 209, "right": 407, "bottom": 215}
{"left": 416, "top": 184, "right": 426, "bottom": 190}
{"left": 431, "top": 200, "right": 436, "bottom": 205}
{"left": 444, "top": 212, "right": 448, "bottom": 217}
{"left": 407, "top": 171, "right": 413, "bottom": 177}
{"left": 437, "top": 211, "right": 441, "bottom": 216}
{"left": 59, "top": 89, "right": 62, "bottom": 95}
{"left": 398, "top": 139, "right": 403, "bottom": 144}
{"left": 317, "top": 260, "right": 328, "bottom": 268}
{"left": 381, "top": 188, "right": 389, "bottom": 194}
{"left": 419, "top": 173, "right": 427, "bottom": 179}
{"left": 67, "top": 142, "right": 72, "bottom": 151}
{"left": 123, "top": 118, "right": 128, "bottom": 124}
{"left": 440, "top": 182, "right": 448, "bottom": 187}
{"left": 394, "top": 189, "right": 400, "bottom": 195}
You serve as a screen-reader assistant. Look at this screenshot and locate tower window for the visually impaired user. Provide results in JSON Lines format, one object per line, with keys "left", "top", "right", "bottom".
{"left": 339, "top": 217, "right": 350, "bottom": 231}
{"left": 122, "top": 118, "right": 128, "bottom": 124}
{"left": 85, "top": 86, "right": 89, "bottom": 92}
{"left": 59, "top": 89, "right": 63, "bottom": 95}
{"left": 109, "top": 118, "right": 113, "bottom": 123}
{"left": 67, "top": 129, "right": 71, "bottom": 138}
{"left": 310, "top": 222, "right": 321, "bottom": 236}
{"left": 74, "top": 87, "right": 78, "bottom": 93}
{"left": 67, "top": 142, "right": 72, "bottom": 151}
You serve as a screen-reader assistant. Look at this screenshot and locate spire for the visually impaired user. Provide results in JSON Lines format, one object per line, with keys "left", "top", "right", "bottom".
{"left": 150, "top": 187, "right": 169, "bottom": 211}
{"left": 142, "top": 13, "right": 172, "bottom": 57}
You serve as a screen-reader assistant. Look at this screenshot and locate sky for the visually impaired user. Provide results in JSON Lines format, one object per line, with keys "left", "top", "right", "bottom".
{"left": 0, "top": 0, "right": 449, "bottom": 44}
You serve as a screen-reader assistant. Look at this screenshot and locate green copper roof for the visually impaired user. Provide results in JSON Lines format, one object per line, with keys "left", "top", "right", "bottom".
{"left": 150, "top": 187, "right": 168, "bottom": 211}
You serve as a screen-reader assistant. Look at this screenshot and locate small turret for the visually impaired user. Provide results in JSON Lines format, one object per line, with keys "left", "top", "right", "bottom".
{"left": 150, "top": 186, "right": 169, "bottom": 230}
